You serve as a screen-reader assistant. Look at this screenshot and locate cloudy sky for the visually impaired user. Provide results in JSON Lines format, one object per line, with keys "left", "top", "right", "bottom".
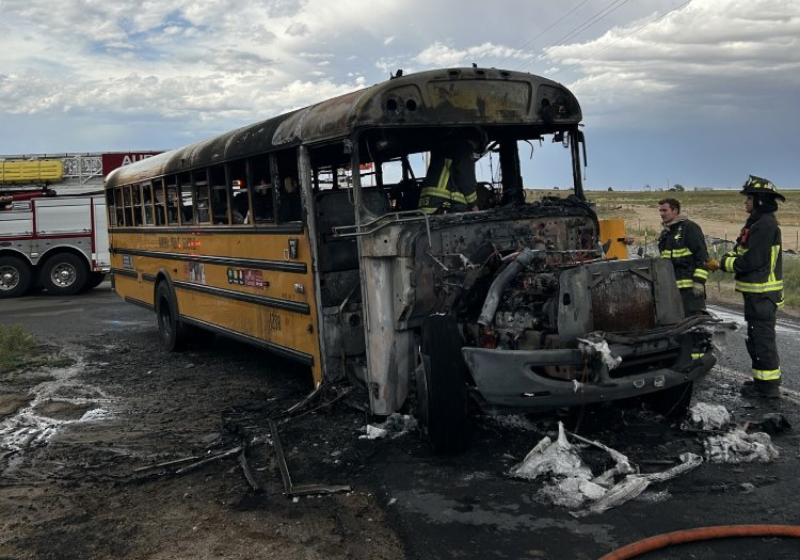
{"left": 1, "top": 0, "right": 798, "bottom": 190}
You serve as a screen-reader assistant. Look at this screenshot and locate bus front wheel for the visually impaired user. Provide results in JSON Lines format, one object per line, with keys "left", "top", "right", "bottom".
{"left": 416, "top": 315, "right": 470, "bottom": 455}
{"left": 156, "top": 282, "right": 189, "bottom": 352}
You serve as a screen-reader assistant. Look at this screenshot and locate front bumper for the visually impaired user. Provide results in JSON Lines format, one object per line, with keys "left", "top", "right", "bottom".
{"left": 461, "top": 330, "right": 716, "bottom": 411}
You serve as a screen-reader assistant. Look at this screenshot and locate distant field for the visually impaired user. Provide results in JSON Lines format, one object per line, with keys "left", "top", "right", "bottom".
{"left": 585, "top": 189, "right": 800, "bottom": 228}
{"left": 527, "top": 189, "right": 800, "bottom": 228}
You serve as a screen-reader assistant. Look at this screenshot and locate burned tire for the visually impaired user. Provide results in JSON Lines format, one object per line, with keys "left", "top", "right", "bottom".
{"left": 0, "top": 255, "right": 32, "bottom": 298}
{"left": 417, "top": 315, "right": 469, "bottom": 455}
{"left": 155, "top": 282, "right": 189, "bottom": 352}
{"left": 646, "top": 381, "right": 694, "bottom": 418}
{"left": 41, "top": 253, "right": 88, "bottom": 296}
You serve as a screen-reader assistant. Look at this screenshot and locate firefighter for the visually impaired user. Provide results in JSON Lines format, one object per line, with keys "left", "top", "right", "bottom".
{"left": 418, "top": 130, "right": 483, "bottom": 215}
{"left": 657, "top": 198, "right": 710, "bottom": 317}
{"left": 706, "top": 175, "right": 785, "bottom": 399}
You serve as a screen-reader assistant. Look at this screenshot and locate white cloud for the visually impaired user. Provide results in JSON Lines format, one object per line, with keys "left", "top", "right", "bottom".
{"left": 0, "top": 0, "right": 797, "bottom": 187}
{"left": 544, "top": 0, "right": 800, "bottom": 128}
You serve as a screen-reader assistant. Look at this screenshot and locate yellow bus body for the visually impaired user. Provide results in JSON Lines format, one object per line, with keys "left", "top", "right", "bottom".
{"left": 110, "top": 229, "right": 323, "bottom": 383}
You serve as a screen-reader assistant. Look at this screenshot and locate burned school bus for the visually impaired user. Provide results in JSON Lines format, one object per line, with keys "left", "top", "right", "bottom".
{"left": 106, "top": 67, "right": 717, "bottom": 454}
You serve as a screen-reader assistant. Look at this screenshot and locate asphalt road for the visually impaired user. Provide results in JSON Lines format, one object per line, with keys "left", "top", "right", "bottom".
{"left": 2, "top": 286, "right": 800, "bottom": 559}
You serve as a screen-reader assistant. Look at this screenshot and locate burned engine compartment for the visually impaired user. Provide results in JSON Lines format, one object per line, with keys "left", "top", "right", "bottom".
{"left": 409, "top": 196, "right": 601, "bottom": 343}
{"left": 409, "top": 196, "right": 694, "bottom": 386}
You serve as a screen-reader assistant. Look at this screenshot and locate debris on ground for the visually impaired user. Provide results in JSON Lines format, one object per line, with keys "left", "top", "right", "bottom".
{"left": 704, "top": 429, "right": 780, "bottom": 463}
{"left": 684, "top": 402, "right": 732, "bottom": 431}
{"left": 683, "top": 402, "right": 782, "bottom": 463}
{"left": 509, "top": 422, "right": 703, "bottom": 516}
{"left": 360, "top": 413, "right": 418, "bottom": 440}
{"left": 746, "top": 412, "right": 791, "bottom": 435}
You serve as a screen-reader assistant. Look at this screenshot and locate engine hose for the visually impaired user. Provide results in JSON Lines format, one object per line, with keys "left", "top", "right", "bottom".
{"left": 477, "top": 247, "right": 537, "bottom": 326}
{"left": 596, "top": 524, "right": 800, "bottom": 560}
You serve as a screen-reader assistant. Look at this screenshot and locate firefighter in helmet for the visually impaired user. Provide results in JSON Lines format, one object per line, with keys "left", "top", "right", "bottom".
{"left": 418, "top": 129, "right": 485, "bottom": 215}
{"left": 707, "top": 175, "right": 785, "bottom": 399}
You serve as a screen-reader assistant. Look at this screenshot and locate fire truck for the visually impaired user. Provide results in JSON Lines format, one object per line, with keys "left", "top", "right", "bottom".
{"left": 0, "top": 159, "right": 110, "bottom": 298}
{"left": 0, "top": 152, "right": 160, "bottom": 298}
{"left": 0, "top": 192, "right": 110, "bottom": 298}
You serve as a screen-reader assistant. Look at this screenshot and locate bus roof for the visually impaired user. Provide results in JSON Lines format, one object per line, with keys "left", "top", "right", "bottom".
{"left": 105, "top": 67, "right": 581, "bottom": 188}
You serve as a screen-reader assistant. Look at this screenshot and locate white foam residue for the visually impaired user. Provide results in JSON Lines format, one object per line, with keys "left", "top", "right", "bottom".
{"left": 0, "top": 350, "right": 116, "bottom": 453}
{"left": 80, "top": 408, "right": 111, "bottom": 421}
{"left": 686, "top": 402, "right": 732, "bottom": 431}
{"left": 705, "top": 429, "right": 780, "bottom": 463}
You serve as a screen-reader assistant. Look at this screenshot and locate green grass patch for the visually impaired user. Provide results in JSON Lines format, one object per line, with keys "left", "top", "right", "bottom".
{"left": 0, "top": 324, "right": 72, "bottom": 372}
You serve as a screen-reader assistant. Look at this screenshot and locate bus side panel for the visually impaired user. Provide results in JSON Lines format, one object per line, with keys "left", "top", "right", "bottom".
{"left": 110, "top": 230, "right": 323, "bottom": 383}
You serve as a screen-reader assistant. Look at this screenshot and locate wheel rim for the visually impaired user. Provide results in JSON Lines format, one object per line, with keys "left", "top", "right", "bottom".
{"left": 0, "top": 266, "right": 19, "bottom": 291}
{"left": 50, "top": 263, "right": 77, "bottom": 288}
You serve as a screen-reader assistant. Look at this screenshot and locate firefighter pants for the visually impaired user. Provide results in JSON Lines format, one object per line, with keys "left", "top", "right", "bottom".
{"left": 680, "top": 288, "right": 706, "bottom": 317}
{"left": 743, "top": 294, "right": 781, "bottom": 383}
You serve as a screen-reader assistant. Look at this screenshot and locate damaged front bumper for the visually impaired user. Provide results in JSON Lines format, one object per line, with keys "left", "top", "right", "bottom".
{"left": 462, "top": 324, "right": 717, "bottom": 411}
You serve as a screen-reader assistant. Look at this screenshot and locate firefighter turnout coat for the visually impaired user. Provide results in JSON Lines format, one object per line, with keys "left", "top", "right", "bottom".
{"left": 658, "top": 218, "right": 709, "bottom": 314}
{"left": 720, "top": 210, "right": 783, "bottom": 382}
{"left": 418, "top": 137, "right": 478, "bottom": 214}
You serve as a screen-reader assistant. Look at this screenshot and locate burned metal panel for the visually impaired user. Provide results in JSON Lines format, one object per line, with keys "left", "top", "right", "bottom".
{"left": 556, "top": 258, "right": 685, "bottom": 342}
{"left": 591, "top": 269, "right": 657, "bottom": 332}
{"left": 353, "top": 67, "right": 582, "bottom": 129}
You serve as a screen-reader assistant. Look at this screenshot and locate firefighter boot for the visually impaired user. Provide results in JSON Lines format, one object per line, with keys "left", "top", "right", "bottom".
{"left": 740, "top": 379, "right": 781, "bottom": 400}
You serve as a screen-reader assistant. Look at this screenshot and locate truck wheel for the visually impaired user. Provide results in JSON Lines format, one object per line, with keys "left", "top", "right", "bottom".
{"left": 156, "top": 282, "right": 189, "bottom": 352}
{"left": 85, "top": 272, "right": 107, "bottom": 290}
{"left": 416, "top": 315, "right": 469, "bottom": 455}
{"left": 42, "top": 253, "right": 88, "bottom": 295}
{"left": 0, "top": 256, "right": 32, "bottom": 298}
{"left": 646, "top": 381, "right": 694, "bottom": 418}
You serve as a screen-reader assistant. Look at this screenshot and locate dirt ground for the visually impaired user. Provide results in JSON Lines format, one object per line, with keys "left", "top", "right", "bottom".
{"left": 0, "top": 330, "right": 406, "bottom": 560}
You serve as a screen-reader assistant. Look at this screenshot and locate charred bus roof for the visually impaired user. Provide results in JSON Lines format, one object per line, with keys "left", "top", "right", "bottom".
{"left": 105, "top": 67, "right": 582, "bottom": 189}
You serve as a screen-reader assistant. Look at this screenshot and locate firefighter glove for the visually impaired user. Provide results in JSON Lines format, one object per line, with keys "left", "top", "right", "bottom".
{"left": 692, "top": 282, "right": 705, "bottom": 297}
{"left": 705, "top": 258, "right": 720, "bottom": 272}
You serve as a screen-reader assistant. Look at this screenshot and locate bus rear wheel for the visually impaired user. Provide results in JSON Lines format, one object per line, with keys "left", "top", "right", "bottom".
{"left": 0, "top": 256, "right": 32, "bottom": 298}
{"left": 416, "top": 315, "right": 470, "bottom": 455}
{"left": 42, "top": 253, "right": 88, "bottom": 296}
{"left": 156, "top": 282, "right": 189, "bottom": 352}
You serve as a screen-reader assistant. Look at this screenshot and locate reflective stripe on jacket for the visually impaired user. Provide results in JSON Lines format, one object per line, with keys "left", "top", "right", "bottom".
{"left": 418, "top": 138, "right": 478, "bottom": 215}
{"left": 720, "top": 211, "right": 784, "bottom": 305}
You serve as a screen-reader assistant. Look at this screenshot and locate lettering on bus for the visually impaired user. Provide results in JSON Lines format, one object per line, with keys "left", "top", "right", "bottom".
{"left": 269, "top": 312, "right": 282, "bottom": 332}
{"left": 158, "top": 236, "right": 201, "bottom": 251}
{"left": 122, "top": 254, "right": 134, "bottom": 269}
{"left": 226, "top": 268, "right": 268, "bottom": 289}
